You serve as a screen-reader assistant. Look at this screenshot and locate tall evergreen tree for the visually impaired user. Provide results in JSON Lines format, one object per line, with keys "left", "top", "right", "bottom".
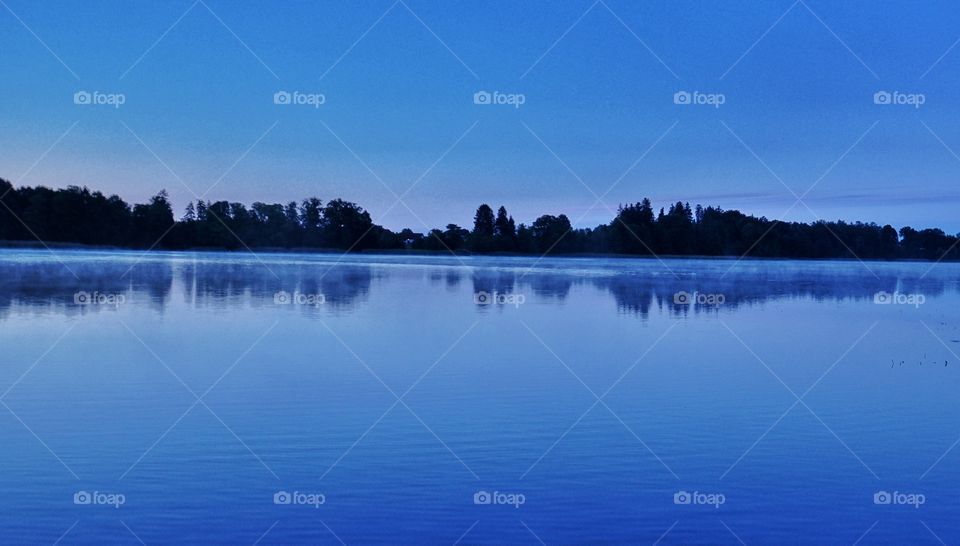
{"left": 470, "top": 204, "right": 496, "bottom": 252}
{"left": 493, "top": 205, "right": 517, "bottom": 251}
{"left": 182, "top": 202, "right": 196, "bottom": 222}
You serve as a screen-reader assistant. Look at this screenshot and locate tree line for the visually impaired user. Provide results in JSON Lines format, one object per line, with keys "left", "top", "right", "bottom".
{"left": 0, "top": 178, "right": 957, "bottom": 261}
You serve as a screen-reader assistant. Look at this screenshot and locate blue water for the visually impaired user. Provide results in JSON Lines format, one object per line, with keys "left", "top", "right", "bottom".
{"left": 1, "top": 249, "right": 959, "bottom": 544}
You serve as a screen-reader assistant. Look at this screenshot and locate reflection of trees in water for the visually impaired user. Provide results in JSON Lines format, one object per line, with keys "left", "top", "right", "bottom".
{"left": 309, "top": 266, "right": 373, "bottom": 308}
{"left": 467, "top": 265, "right": 956, "bottom": 318}
{"left": 446, "top": 270, "right": 461, "bottom": 290}
{"left": 601, "top": 276, "right": 654, "bottom": 316}
{"left": 0, "top": 257, "right": 373, "bottom": 319}
{"left": 594, "top": 269, "right": 916, "bottom": 318}
{"left": 600, "top": 268, "right": 957, "bottom": 318}
{"left": 0, "top": 259, "right": 171, "bottom": 319}
{"left": 0, "top": 255, "right": 958, "bottom": 320}
{"left": 470, "top": 270, "right": 576, "bottom": 301}
{"left": 428, "top": 268, "right": 464, "bottom": 292}
{"left": 129, "top": 262, "right": 173, "bottom": 312}
{"left": 471, "top": 271, "right": 527, "bottom": 298}
{"left": 525, "top": 275, "right": 574, "bottom": 301}
{"left": 179, "top": 261, "right": 372, "bottom": 311}
{"left": 427, "top": 267, "right": 463, "bottom": 292}
{"left": 180, "top": 261, "right": 280, "bottom": 309}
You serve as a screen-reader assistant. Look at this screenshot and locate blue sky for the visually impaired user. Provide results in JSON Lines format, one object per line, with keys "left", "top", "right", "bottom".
{"left": 2, "top": 0, "right": 960, "bottom": 232}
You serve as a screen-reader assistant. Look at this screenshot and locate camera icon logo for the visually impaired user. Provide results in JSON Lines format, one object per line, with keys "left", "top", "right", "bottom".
{"left": 673, "top": 91, "right": 691, "bottom": 105}
{"left": 274, "top": 491, "right": 292, "bottom": 505}
{"left": 874, "top": 91, "right": 892, "bottom": 105}
{"left": 673, "top": 491, "right": 692, "bottom": 504}
{"left": 274, "top": 91, "right": 292, "bottom": 105}
{"left": 873, "top": 491, "right": 892, "bottom": 505}
{"left": 474, "top": 291, "right": 491, "bottom": 305}
{"left": 74, "top": 491, "right": 92, "bottom": 505}
{"left": 873, "top": 291, "right": 891, "bottom": 304}
{"left": 673, "top": 291, "right": 691, "bottom": 305}
{"left": 73, "top": 91, "right": 92, "bottom": 105}
{"left": 274, "top": 291, "right": 291, "bottom": 305}
{"left": 474, "top": 491, "right": 492, "bottom": 504}
{"left": 473, "top": 91, "right": 492, "bottom": 105}
{"left": 74, "top": 291, "right": 92, "bottom": 305}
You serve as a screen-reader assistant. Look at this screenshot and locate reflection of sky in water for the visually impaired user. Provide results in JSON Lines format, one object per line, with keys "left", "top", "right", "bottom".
{"left": 1, "top": 249, "right": 960, "bottom": 544}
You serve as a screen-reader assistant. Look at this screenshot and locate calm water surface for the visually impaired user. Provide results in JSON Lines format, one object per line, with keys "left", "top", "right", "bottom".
{"left": 1, "top": 249, "right": 959, "bottom": 544}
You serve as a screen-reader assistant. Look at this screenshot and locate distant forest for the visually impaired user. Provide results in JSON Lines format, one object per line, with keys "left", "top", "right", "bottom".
{"left": 0, "top": 178, "right": 957, "bottom": 261}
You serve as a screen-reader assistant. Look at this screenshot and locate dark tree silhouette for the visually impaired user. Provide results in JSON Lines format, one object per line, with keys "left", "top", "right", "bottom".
{"left": 470, "top": 204, "right": 495, "bottom": 252}
{"left": 322, "top": 199, "right": 375, "bottom": 249}
{"left": 299, "top": 197, "right": 323, "bottom": 247}
{"left": 131, "top": 190, "right": 174, "bottom": 246}
{"left": 1, "top": 176, "right": 958, "bottom": 261}
{"left": 442, "top": 224, "right": 470, "bottom": 250}
{"left": 531, "top": 214, "right": 573, "bottom": 254}
{"left": 493, "top": 206, "right": 517, "bottom": 251}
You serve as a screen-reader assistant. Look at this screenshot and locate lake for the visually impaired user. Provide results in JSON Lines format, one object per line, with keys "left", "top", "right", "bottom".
{"left": 0, "top": 248, "right": 958, "bottom": 544}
